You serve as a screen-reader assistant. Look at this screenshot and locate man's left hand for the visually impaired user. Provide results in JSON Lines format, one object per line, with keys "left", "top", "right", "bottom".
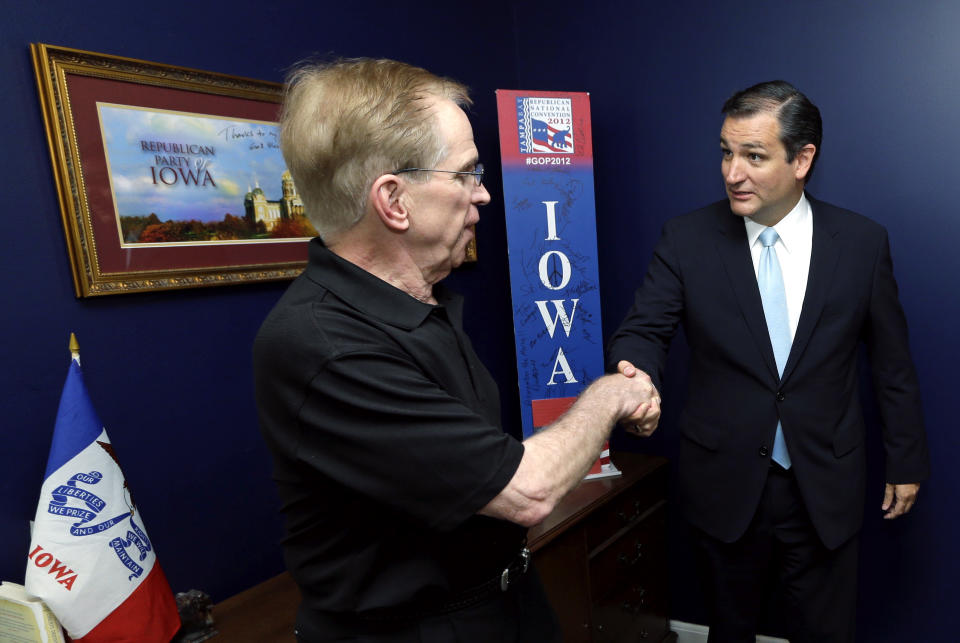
{"left": 882, "top": 482, "right": 921, "bottom": 519}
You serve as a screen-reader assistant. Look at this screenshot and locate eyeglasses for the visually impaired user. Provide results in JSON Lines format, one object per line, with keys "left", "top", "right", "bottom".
{"left": 393, "top": 163, "right": 485, "bottom": 187}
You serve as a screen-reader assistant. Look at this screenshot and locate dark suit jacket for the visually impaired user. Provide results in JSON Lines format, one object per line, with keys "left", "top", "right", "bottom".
{"left": 607, "top": 195, "right": 929, "bottom": 549}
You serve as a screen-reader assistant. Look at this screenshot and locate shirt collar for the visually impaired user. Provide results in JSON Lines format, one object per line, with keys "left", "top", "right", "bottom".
{"left": 744, "top": 192, "right": 811, "bottom": 255}
{"left": 303, "top": 238, "right": 460, "bottom": 330}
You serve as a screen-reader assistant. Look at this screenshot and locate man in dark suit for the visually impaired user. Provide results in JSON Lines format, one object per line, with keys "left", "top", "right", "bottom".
{"left": 607, "top": 81, "right": 929, "bottom": 642}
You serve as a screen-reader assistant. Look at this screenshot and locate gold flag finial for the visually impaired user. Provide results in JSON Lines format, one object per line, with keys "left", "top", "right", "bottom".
{"left": 69, "top": 332, "right": 80, "bottom": 361}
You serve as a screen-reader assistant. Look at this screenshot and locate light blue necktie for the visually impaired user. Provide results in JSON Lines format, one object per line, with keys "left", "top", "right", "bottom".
{"left": 758, "top": 227, "right": 792, "bottom": 469}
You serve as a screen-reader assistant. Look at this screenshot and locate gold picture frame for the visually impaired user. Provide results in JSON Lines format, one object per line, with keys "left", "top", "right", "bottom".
{"left": 32, "top": 43, "right": 312, "bottom": 297}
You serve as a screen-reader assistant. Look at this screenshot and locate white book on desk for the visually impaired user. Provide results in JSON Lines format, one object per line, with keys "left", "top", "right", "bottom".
{"left": 0, "top": 581, "right": 65, "bottom": 643}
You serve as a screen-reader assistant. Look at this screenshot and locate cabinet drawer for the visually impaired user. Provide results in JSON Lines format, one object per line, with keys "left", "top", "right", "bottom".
{"left": 591, "top": 580, "right": 669, "bottom": 643}
{"left": 588, "top": 504, "right": 666, "bottom": 602}
{"left": 589, "top": 505, "right": 669, "bottom": 642}
{"left": 584, "top": 466, "right": 667, "bottom": 553}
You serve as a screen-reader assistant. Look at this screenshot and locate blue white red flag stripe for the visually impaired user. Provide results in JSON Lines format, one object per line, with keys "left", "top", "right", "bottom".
{"left": 25, "top": 358, "right": 179, "bottom": 641}
{"left": 531, "top": 120, "right": 573, "bottom": 153}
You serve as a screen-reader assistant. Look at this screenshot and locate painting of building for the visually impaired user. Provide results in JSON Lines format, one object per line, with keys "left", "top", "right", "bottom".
{"left": 244, "top": 170, "right": 304, "bottom": 231}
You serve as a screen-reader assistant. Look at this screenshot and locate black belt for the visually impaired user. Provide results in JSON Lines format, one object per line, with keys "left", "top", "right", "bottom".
{"left": 358, "top": 546, "right": 532, "bottom": 622}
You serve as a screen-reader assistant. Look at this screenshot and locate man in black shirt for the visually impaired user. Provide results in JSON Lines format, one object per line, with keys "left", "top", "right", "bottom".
{"left": 253, "top": 58, "right": 658, "bottom": 643}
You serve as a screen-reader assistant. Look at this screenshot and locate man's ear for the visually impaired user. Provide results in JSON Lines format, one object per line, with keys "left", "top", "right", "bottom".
{"left": 369, "top": 174, "right": 410, "bottom": 232}
{"left": 794, "top": 143, "right": 816, "bottom": 182}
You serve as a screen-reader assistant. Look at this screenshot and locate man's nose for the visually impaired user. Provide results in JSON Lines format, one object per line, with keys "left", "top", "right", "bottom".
{"left": 724, "top": 158, "right": 745, "bottom": 184}
{"left": 473, "top": 182, "right": 491, "bottom": 206}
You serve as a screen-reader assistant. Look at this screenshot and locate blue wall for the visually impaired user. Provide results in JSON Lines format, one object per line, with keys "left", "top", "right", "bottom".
{"left": 513, "top": 1, "right": 957, "bottom": 640}
{"left": 2, "top": 1, "right": 955, "bottom": 640}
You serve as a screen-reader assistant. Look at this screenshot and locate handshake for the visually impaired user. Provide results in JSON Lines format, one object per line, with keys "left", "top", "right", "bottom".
{"left": 583, "top": 360, "right": 662, "bottom": 438}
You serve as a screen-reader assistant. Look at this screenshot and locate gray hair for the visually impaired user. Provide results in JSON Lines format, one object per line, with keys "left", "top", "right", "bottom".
{"left": 279, "top": 58, "right": 472, "bottom": 241}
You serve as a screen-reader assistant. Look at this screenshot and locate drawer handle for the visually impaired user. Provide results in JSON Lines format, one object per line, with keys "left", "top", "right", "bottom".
{"left": 618, "top": 542, "right": 643, "bottom": 567}
{"left": 616, "top": 499, "right": 643, "bottom": 524}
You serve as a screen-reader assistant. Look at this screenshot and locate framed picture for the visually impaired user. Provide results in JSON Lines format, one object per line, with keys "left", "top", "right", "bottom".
{"left": 32, "top": 43, "right": 313, "bottom": 297}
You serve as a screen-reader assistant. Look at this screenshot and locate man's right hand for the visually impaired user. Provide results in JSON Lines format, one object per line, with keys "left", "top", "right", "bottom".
{"left": 616, "top": 360, "right": 661, "bottom": 437}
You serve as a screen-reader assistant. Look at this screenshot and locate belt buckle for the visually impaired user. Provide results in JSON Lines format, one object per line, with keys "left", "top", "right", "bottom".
{"left": 500, "top": 547, "right": 531, "bottom": 592}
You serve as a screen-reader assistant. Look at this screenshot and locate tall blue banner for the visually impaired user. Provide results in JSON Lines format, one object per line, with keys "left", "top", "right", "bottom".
{"left": 496, "top": 91, "right": 612, "bottom": 475}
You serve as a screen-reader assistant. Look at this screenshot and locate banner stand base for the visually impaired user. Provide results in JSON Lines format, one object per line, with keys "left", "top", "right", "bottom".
{"left": 584, "top": 443, "right": 621, "bottom": 480}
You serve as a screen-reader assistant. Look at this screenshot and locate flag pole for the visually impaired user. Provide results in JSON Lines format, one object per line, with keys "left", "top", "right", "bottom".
{"left": 68, "top": 332, "right": 80, "bottom": 364}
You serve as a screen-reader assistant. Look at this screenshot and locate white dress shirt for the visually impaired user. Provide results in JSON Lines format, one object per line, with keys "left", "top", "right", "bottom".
{"left": 744, "top": 193, "right": 813, "bottom": 341}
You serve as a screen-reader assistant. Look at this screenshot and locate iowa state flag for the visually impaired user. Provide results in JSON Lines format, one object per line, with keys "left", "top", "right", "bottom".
{"left": 25, "top": 356, "right": 180, "bottom": 642}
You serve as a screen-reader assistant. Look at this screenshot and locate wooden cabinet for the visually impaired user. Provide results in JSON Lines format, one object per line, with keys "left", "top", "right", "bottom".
{"left": 528, "top": 452, "right": 675, "bottom": 642}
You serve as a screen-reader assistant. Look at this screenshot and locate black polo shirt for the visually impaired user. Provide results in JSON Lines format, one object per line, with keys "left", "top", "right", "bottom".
{"left": 253, "top": 239, "right": 526, "bottom": 614}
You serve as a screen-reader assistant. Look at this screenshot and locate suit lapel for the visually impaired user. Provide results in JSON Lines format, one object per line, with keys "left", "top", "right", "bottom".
{"left": 714, "top": 207, "right": 781, "bottom": 382}
{"left": 781, "top": 197, "right": 841, "bottom": 384}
